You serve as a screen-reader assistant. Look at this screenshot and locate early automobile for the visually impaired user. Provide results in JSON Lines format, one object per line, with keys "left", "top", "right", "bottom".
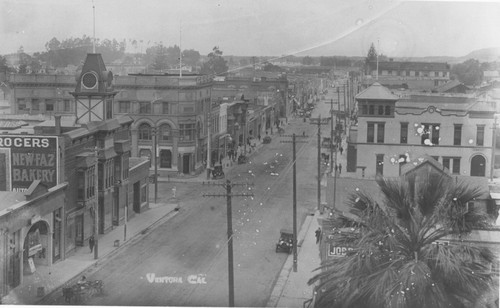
{"left": 263, "top": 136, "right": 272, "bottom": 144}
{"left": 62, "top": 279, "right": 104, "bottom": 304}
{"left": 237, "top": 155, "right": 248, "bottom": 164}
{"left": 275, "top": 229, "right": 294, "bottom": 254}
{"left": 212, "top": 164, "right": 224, "bottom": 179}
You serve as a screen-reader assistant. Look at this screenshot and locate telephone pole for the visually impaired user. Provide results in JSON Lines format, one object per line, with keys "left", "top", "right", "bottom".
{"left": 316, "top": 116, "right": 322, "bottom": 212}
{"left": 491, "top": 115, "right": 498, "bottom": 181}
{"left": 203, "top": 180, "right": 254, "bottom": 307}
{"left": 153, "top": 126, "right": 158, "bottom": 203}
{"left": 330, "top": 99, "right": 334, "bottom": 175}
{"left": 281, "top": 133, "right": 307, "bottom": 272}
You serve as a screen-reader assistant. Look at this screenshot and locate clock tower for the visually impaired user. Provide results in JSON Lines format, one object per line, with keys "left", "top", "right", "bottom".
{"left": 71, "top": 53, "right": 117, "bottom": 124}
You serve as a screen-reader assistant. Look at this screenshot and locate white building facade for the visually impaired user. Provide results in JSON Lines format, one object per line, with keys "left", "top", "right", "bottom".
{"left": 349, "top": 83, "right": 497, "bottom": 179}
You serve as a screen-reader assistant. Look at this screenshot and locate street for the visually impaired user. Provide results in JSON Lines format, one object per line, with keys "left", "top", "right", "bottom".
{"left": 45, "top": 115, "right": 323, "bottom": 306}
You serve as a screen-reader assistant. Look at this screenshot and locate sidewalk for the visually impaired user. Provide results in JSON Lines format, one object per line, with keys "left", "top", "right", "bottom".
{"left": 267, "top": 210, "right": 322, "bottom": 307}
{"left": 2, "top": 201, "right": 180, "bottom": 305}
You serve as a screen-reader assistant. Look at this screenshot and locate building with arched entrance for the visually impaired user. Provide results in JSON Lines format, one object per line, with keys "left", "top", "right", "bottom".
{"left": 0, "top": 181, "right": 67, "bottom": 297}
{"left": 114, "top": 74, "right": 213, "bottom": 177}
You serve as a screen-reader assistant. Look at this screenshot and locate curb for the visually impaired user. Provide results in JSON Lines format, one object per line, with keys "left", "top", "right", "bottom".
{"left": 266, "top": 212, "right": 316, "bottom": 307}
{"left": 36, "top": 205, "right": 180, "bottom": 305}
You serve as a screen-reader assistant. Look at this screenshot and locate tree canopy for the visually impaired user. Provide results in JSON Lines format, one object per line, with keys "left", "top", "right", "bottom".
{"left": 200, "top": 46, "right": 229, "bottom": 76}
{"left": 451, "top": 59, "right": 484, "bottom": 86}
{"left": 309, "top": 174, "right": 497, "bottom": 308}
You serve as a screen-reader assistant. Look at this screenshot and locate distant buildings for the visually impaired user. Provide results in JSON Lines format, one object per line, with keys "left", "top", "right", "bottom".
{"left": 364, "top": 60, "right": 451, "bottom": 90}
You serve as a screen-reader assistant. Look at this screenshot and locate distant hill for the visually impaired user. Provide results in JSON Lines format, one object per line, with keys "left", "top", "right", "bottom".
{"left": 461, "top": 47, "right": 500, "bottom": 62}
{"left": 393, "top": 47, "right": 500, "bottom": 64}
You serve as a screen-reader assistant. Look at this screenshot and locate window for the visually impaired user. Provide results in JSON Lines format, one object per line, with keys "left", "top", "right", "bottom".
{"left": 77, "top": 170, "right": 85, "bottom": 200}
{"left": 369, "top": 105, "right": 374, "bottom": 115}
{"left": 180, "top": 123, "right": 195, "bottom": 141}
{"left": 183, "top": 106, "right": 194, "bottom": 114}
{"left": 138, "top": 123, "right": 152, "bottom": 140}
{"left": 376, "top": 154, "right": 384, "bottom": 176}
{"left": 377, "top": 123, "right": 385, "bottom": 143}
{"left": 421, "top": 123, "right": 440, "bottom": 145}
{"left": 45, "top": 100, "right": 54, "bottom": 112}
{"left": 400, "top": 123, "right": 408, "bottom": 144}
{"left": 78, "top": 166, "right": 96, "bottom": 200}
{"left": 162, "top": 102, "right": 169, "bottom": 114}
{"left": 139, "top": 102, "right": 151, "bottom": 114}
{"left": 123, "top": 152, "right": 129, "bottom": 179}
{"left": 32, "top": 99, "right": 40, "bottom": 111}
{"left": 141, "top": 184, "right": 147, "bottom": 203}
{"left": 367, "top": 123, "right": 375, "bottom": 143}
{"left": 476, "top": 125, "right": 485, "bottom": 146}
{"left": 18, "top": 99, "right": 26, "bottom": 111}
{"left": 63, "top": 99, "right": 71, "bottom": 112}
{"left": 443, "top": 157, "right": 460, "bottom": 174}
{"left": 119, "top": 101, "right": 131, "bottom": 113}
{"left": 361, "top": 105, "right": 368, "bottom": 115}
{"left": 104, "top": 159, "right": 114, "bottom": 188}
{"left": 159, "top": 124, "right": 171, "bottom": 141}
{"left": 452, "top": 158, "right": 460, "bottom": 174}
{"left": 86, "top": 166, "right": 95, "bottom": 198}
{"left": 385, "top": 106, "right": 391, "bottom": 115}
{"left": 160, "top": 150, "right": 172, "bottom": 168}
{"left": 378, "top": 105, "right": 384, "bottom": 115}
{"left": 453, "top": 124, "right": 462, "bottom": 145}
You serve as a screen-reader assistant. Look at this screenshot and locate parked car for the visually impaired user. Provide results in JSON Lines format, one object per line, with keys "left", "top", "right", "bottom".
{"left": 263, "top": 136, "right": 272, "bottom": 144}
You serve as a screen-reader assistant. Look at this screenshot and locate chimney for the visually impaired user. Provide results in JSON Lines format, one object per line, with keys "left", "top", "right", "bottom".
{"left": 55, "top": 114, "right": 61, "bottom": 135}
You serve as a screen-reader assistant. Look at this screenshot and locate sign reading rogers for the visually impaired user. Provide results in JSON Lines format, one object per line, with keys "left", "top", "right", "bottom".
{"left": 0, "top": 136, "right": 59, "bottom": 191}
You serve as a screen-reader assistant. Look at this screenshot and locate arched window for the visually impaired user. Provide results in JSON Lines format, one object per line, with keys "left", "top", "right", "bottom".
{"left": 160, "top": 150, "right": 172, "bottom": 168}
{"left": 159, "top": 124, "right": 171, "bottom": 141}
{"left": 138, "top": 123, "right": 152, "bottom": 140}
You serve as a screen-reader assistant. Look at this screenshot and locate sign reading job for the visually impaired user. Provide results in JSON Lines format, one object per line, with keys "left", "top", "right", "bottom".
{"left": 0, "top": 135, "right": 58, "bottom": 192}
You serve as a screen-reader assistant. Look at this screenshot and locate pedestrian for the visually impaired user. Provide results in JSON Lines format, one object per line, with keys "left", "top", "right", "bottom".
{"left": 339, "top": 163, "right": 342, "bottom": 174}
{"left": 89, "top": 235, "right": 95, "bottom": 253}
{"left": 335, "top": 164, "right": 339, "bottom": 174}
{"left": 303, "top": 131, "right": 305, "bottom": 137}
{"left": 339, "top": 146, "right": 343, "bottom": 155}
{"left": 315, "top": 227, "right": 322, "bottom": 244}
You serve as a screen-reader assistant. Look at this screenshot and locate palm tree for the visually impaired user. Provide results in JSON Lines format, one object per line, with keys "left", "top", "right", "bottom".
{"left": 309, "top": 174, "right": 497, "bottom": 308}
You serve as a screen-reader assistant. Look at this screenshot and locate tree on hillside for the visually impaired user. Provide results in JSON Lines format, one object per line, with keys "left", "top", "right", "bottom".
{"left": 451, "top": 59, "right": 483, "bottom": 86}
{"left": 150, "top": 44, "right": 169, "bottom": 71}
{"left": 262, "top": 62, "right": 283, "bottom": 72}
{"left": 309, "top": 174, "right": 497, "bottom": 308}
{"left": 302, "top": 56, "right": 315, "bottom": 65}
{"left": 166, "top": 45, "right": 181, "bottom": 66}
{"left": 182, "top": 49, "right": 201, "bottom": 67}
{"left": 366, "top": 42, "right": 377, "bottom": 64}
{"left": 200, "top": 46, "right": 229, "bottom": 76}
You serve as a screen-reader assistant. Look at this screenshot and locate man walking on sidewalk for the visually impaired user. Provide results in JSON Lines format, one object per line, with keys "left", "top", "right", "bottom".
{"left": 315, "top": 227, "right": 322, "bottom": 244}
{"left": 338, "top": 163, "right": 342, "bottom": 175}
{"left": 89, "top": 235, "right": 95, "bottom": 253}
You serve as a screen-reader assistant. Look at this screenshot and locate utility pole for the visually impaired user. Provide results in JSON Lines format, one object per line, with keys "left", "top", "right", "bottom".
{"left": 317, "top": 115, "right": 321, "bottom": 212}
{"left": 203, "top": 180, "right": 254, "bottom": 307}
{"left": 281, "top": 133, "right": 307, "bottom": 272}
{"left": 491, "top": 115, "right": 498, "bottom": 181}
{"left": 153, "top": 126, "right": 158, "bottom": 204}
{"left": 92, "top": 147, "right": 99, "bottom": 260}
{"left": 330, "top": 98, "right": 334, "bottom": 175}
{"left": 207, "top": 108, "right": 212, "bottom": 180}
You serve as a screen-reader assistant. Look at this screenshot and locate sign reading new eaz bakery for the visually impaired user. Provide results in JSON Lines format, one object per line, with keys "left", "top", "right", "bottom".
{"left": 0, "top": 135, "right": 59, "bottom": 192}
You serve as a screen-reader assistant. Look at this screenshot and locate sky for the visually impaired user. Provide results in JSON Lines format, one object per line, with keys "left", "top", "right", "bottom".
{"left": 1, "top": 0, "right": 500, "bottom": 58}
